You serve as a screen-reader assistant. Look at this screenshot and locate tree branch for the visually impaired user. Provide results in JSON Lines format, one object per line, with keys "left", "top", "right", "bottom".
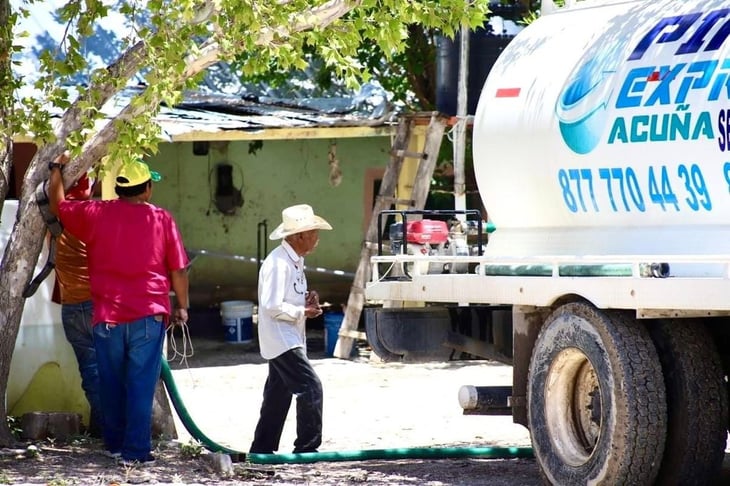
{"left": 70, "top": 0, "right": 364, "bottom": 183}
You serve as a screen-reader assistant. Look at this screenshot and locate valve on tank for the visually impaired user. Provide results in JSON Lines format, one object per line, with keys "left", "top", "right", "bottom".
{"left": 639, "top": 262, "right": 670, "bottom": 278}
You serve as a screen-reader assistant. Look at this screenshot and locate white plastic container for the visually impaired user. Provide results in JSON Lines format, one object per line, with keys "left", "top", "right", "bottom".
{"left": 4, "top": 201, "right": 86, "bottom": 422}
{"left": 220, "top": 300, "right": 254, "bottom": 344}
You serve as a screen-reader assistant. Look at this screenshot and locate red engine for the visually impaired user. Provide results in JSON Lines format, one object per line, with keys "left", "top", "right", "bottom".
{"left": 405, "top": 219, "right": 449, "bottom": 244}
{"left": 386, "top": 213, "right": 478, "bottom": 275}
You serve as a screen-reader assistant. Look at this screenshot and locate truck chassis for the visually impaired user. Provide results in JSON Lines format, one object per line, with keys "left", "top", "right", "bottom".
{"left": 365, "top": 249, "right": 730, "bottom": 484}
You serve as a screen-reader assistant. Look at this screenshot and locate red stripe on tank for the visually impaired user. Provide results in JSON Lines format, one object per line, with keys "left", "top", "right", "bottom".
{"left": 496, "top": 88, "right": 521, "bottom": 98}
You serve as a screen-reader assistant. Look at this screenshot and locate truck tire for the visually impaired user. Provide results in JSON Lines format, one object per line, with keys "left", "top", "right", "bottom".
{"left": 527, "top": 303, "right": 666, "bottom": 485}
{"left": 648, "top": 319, "right": 728, "bottom": 485}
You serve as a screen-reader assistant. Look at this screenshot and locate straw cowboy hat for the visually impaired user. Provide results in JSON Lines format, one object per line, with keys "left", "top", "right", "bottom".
{"left": 269, "top": 204, "right": 332, "bottom": 240}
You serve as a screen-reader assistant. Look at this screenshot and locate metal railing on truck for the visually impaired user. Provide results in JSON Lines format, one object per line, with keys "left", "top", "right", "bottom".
{"left": 372, "top": 209, "right": 677, "bottom": 281}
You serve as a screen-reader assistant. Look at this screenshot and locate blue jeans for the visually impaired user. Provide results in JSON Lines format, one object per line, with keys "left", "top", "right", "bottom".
{"left": 93, "top": 316, "right": 165, "bottom": 461}
{"left": 61, "top": 300, "right": 103, "bottom": 436}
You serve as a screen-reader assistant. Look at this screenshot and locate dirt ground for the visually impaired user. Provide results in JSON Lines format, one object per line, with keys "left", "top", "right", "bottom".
{"left": 1, "top": 327, "right": 542, "bottom": 485}
{"left": 6, "top": 326, "right": 730, "bottom": 485}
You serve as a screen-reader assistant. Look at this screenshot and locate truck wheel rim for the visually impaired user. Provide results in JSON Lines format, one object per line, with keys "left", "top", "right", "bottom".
{"left": 545, "top": 347, "right": 601, "bottom": 467}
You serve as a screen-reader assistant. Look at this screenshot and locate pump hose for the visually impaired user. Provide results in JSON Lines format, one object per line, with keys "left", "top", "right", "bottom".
{"left": 160, "top": 359, "right": 534, "bottom": 465}
{"left": 160, "top": 359, "right": 242, "bottom": 457}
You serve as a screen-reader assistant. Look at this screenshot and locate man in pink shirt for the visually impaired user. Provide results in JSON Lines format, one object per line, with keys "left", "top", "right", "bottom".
{"left": 49, "top": 153, "right": 189, "bottom": 467}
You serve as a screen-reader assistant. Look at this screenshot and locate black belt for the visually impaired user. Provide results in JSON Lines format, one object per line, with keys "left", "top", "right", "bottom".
{"left": 22, "top": 180, "right": 64, "bottom": 298}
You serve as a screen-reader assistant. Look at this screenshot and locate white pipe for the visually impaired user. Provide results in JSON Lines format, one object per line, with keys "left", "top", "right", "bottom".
{"left": 453, "top": 22, "right": 469, "bottom": 218}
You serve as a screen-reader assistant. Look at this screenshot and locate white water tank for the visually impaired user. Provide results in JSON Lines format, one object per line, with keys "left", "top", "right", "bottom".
{"left": 473, "top": 0, "right": 730, "bottom": 258}
{"left": 3, "top": 201, "right": 86, "bottom": 422}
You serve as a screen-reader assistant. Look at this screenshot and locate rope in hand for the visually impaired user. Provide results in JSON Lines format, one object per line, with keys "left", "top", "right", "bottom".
{"left": 166, "top": 316, "right": 194, "bottom": 367}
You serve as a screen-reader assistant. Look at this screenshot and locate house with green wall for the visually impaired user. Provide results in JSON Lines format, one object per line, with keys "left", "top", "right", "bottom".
{"left": 147, "top": 131, "right": 395, "bottom": 309}
{"left": 8, "top": 113, "right": 425, "bottom": 425}
{"left": 14, "top": 119, "right": 401, "bottom": 309}
{"left": 7, "top": 1, "right": 438, "bottom": 423}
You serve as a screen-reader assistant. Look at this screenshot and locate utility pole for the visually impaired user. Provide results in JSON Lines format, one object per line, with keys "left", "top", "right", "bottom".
{"left": 453, "top": 21, "right": 469, "bottom": 218}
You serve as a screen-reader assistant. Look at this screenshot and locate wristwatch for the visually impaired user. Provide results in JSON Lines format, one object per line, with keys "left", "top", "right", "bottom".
{"left": 48, "top": 162, "right": 63, "bottom": 172}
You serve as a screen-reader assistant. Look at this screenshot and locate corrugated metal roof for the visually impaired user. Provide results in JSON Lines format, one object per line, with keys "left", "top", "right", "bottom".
{"left": 156, "top": 86, "right": 397, "bottom": 140}
{"left": 99, "top": 85, "right": 396, "bottom": 142}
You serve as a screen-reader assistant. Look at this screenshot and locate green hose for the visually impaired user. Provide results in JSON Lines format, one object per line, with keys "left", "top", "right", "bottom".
{"left": 161, "top": 359, "right": 241, "bottom": 457}
{"left": 160, "top": 359, "right": 534, "bottom": 464}
{"left": 248, "top": 446, "right": 533, "bottom": 464}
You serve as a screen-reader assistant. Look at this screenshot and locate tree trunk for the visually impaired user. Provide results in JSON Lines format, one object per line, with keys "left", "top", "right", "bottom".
{"left": 0, "top": 0, "right": 15, "bottom": 444}
{"left": 0, "top": 41, "right": 149, "bottom": 447}
{"left": 403, "top": 25, "right": 436, "bottom": 110}
{"left": 152, "top": 381, "right": 177, "bottom": 440}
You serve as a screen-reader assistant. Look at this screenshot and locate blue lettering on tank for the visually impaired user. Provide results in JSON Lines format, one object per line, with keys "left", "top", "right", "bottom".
{"left": 632, "top": 115, "right": 649, "bottom": 142}
{"left": 556, "top": 164, "right": 713, "bottom": 214}
{"left": 556, "top": 9, "right": 730, "bottom": 153}
{"left": 616, "top": 62, "right": 730, "bottom": 108}
{"left": 608, "top": 118, "right": 628, "bottom": 144}
{"left": 650, "top": 113, "right": 669, "bottom": 140}
{"left": 645, "top": 64, "right": 686, "bottom": 106}
{"left": 677, "top": 9, "right": 730, "bottom": 55}
{"left": 707, "top": 14, "right": 730, "bottom": 50}
{"left": 616, "top": 68, "right": 652, "bottom": 109}
{"left": 709, "top": 59, "right": 730, "bottom": 100}
{"left": 676, "top": 61, "right": 716, "bottom": 103}
{"left": 629, "top": 10, "right": 730, "bottom": 61}
{"left": 608, "top": 112, "right": 714, "bottom": 145}
{"left": 693, "top": 111, "right": 714, "bottom": 140}
{"left": 628, "top": 14, "right": 701, "bottom": 61}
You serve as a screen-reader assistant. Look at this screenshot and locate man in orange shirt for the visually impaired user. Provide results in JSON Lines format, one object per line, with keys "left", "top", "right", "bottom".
{"left": 54, "top": 173, "right": 104, "bottom": 437}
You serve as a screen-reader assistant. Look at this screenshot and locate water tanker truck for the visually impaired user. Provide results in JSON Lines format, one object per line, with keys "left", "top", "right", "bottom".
{"left": 364, "top": 0, "right": 730, "bottom": 483}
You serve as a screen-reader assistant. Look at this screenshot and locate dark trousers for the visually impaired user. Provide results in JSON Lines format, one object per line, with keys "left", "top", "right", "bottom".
{"left": 250, "top": 347, "right": 323, "bottom": 454}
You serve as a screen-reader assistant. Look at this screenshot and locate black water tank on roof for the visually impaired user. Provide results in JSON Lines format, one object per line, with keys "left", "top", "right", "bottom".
{"left": 436, "top": 2, "right": 525, "bottom": 116}
{"left": 436, "top": 30, "right": 516, "bottom": 116}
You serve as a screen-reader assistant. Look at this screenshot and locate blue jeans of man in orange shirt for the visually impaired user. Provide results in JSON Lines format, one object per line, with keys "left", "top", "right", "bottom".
{"left": 93, "top": 315, "right": 165, "bottom": 462}
{"left": 61, "top": 300, "right": 103, "bottom": 437}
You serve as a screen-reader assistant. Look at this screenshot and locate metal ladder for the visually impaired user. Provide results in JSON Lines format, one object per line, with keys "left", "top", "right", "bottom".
{"left": 332, "top": 112, "right": 448, "bottom": 359}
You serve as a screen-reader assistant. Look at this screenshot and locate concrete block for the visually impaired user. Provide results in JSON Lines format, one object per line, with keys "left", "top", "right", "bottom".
{"left": 201, "top": 452, "right": 234, "bottom": 475}
{"left": 21, "top": 412, "right": 81, "bottom": 441}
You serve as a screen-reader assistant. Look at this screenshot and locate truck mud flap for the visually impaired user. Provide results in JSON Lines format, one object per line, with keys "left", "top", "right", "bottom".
{"left": 364, "top": 307, "right": 453, "bottom": 362}
{"left": 364, "top": 306, "right": 514, "bottom": 363}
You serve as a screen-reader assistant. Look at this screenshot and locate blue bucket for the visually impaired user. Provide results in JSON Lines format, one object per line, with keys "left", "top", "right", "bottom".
{"left": 323, "top": 312, "right": 344, "bottom": 357}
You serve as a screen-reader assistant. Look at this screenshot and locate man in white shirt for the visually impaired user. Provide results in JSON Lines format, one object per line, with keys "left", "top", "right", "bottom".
{"left": 250, "top": 204, "right": 332, "bottom": 454}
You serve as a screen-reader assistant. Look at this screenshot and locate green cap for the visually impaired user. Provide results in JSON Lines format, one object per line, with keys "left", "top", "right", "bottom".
{"left": 115, "top": 160, "right": 162, "bottom": 187}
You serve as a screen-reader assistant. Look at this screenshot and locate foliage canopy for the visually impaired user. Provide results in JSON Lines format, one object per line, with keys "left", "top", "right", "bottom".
{"left": 6, "top": 0, "right": 490, "bottom": 170}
